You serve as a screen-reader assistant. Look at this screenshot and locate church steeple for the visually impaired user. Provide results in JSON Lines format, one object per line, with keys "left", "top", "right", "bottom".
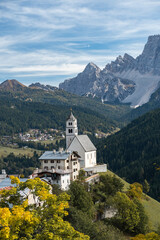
{"left": 66, "top": 111, "right": 78, "bottom": 149}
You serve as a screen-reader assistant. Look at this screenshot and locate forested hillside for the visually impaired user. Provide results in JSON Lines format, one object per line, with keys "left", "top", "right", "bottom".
{"left": 97, "top": 108, "right": 160, "bottom": 201}
{"left": 0, "top": 93, "right": 117, "bottom": 135}
{"left": 0, "top": 86, "right": 131, "bottom": 122}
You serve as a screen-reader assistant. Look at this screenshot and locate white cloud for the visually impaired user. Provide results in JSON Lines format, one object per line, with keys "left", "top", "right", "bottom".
{"left": 0, "top": 0, "right": 160, "bottom": 84}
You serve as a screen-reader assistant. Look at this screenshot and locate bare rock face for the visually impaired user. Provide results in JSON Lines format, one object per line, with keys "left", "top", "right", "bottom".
{"left": 136, "top": 35, "right": 160, "bottom": 74}
{"left": 59, "top": 62, "right": 135, "bottom": 102}
{"left": 59, "top": 63, "right": 101, "bottom": 96}
{"left": 104, "top": 54, "right": 136, "bottom": 73}
{"left": 60, "top": 35, "right": 160, "bottom": 107}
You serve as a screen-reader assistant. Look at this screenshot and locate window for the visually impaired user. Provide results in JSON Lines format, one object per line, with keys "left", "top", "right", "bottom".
{"left": 68, "top": 129, "right": 73, "bottom": 133}
{"left": 44, "top": 166, "right": 48, "bottom": 170}
{"left": 67, "top": 166, "right": 69, "bottom": 169}
{"left": 51, "top": 166, "right": 55, "bottom": 169}
{"left": 67, "top": 159, "right": 69, "bottom": 163}
{"left": 74, "top": 176, "right": 76, "bottom": 179}
{"left": 58, "top": 166, "right": 60, "bottom": 169}
{"left": 44, "top": 160, "right": 48, "bottom": 163}
{"left": 57, "top": 160, "right": 60, "bottom": 163}
{"left": 51, "top": 160, "right": 54, "bottom": 163}
{"left": 69, "top": 122, "right": 72, "bottom": 126}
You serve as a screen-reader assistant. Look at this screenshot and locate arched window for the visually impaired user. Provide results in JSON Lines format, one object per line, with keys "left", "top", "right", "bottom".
{"left": 68, "top": 129, "right": 73, "bottom": 133}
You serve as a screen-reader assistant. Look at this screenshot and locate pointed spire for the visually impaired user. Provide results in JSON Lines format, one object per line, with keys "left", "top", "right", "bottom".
{"left": 69, "top": 111, "right": 76, "bottom": 121}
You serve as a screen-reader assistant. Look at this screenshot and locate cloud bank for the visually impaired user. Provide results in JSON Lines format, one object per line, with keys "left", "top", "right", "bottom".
{"left": 0, "top": 0, "right": 160, "bottom": 85}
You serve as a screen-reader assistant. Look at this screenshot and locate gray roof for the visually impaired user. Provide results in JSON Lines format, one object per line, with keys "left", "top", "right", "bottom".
{"left": 75, "top": 135, "right": 96, "bottom": 152}
{"left": 39, "top": 151, "right": 71, "bottom": 160}
{"left": 0, "top": 178, "right": 28, "bottom": 189}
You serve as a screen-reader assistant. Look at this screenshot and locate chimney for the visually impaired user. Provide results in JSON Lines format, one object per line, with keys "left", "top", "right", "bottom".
{"left": 59, "top": 147, "right": 64, "bottom": 154}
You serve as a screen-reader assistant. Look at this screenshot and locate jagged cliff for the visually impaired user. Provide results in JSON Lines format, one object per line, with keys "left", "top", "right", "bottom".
{"left": 60, "top": 35, "right": 160, "bottom": 107}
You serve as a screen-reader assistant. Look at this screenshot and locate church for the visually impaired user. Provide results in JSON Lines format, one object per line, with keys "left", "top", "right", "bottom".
{"left": 33, "top": 111, "right": 107, "bottom": 190}
{"left": 66, "top": 112, "right": 97, "bottom": 169}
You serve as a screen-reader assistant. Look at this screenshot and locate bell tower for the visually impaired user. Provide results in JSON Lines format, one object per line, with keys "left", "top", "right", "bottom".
{"left": 66, "top": 111, "right": 78, "bottom": 149}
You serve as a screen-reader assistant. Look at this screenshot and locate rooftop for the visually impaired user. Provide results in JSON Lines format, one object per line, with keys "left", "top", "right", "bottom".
{"left": 0, "top": 178, "right": 28, "bottom": 189}
{"left": 39, "top": 150, "right": 71, "bottom": 160}
{"left": 75, "top": 135, "right": 96, "bottom": 152}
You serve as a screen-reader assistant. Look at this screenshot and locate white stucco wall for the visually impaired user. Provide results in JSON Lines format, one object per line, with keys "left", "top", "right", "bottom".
{"left": 66, "top": 118, "right": 78, "bottom": 149}
{"left": 68, "top": 138, "right": 97, "bottom": 168}
{"left": 85, "top": 151, "right": 96, "bottom": 168}
{"left": 60, "top": 174, "right": 70, "bottom": 190}
{"left": 68, "top": 138, "right": 85, "bottom": 168}
{"left": 41, "top": 158, "right": 66, "bottom": 170}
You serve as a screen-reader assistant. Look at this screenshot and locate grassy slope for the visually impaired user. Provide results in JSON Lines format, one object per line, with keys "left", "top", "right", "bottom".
{"left": 102, "top": 170, "right": 160, "bottom": 231}
{"left": 141, "top": 196, "right": 160, "bottom": 231}
{"left": 0, "top": 145, "right": 41, "bottom": 158}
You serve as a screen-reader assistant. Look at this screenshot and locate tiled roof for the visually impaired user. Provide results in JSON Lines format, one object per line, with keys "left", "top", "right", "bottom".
{"left": 75, "top": 135, "right": 96, "bottom": 152}
{"left": 0, "top": 186, "right": 13, "bottom": 191}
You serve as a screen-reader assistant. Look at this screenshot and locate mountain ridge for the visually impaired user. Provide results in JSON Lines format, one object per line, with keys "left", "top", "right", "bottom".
{"left": 60, "top": 35, "right": 160, "bottom": 107}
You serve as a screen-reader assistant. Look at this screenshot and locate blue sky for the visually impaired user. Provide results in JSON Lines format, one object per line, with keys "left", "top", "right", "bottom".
{"left": 0, "top": 0, "right": 160, "bottom": 86}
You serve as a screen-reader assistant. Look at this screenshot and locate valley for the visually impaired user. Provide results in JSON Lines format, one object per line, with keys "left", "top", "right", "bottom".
{"left": 1, "top": 0, "right": 160, "bottom": 238}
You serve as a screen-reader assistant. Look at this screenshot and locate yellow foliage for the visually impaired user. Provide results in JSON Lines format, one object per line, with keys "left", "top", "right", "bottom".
{"left": 0, "top": 178, "right": 89, "bottom": 240}
{"left": 131, "top": 232, "right": 160, "bottom": 240}
{"left": 10, "top": 176, "right": 20, "bottom": 185}
{"left": 127, "top": 182, "right": 143, "bottom": 200}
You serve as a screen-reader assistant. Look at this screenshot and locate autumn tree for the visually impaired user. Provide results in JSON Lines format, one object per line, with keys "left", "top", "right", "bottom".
{"left": 130, "top": 232, "right": 160, "bottom": 240}
{"left": 0, "top": 177, "right": 89, "bottom": 240}
{"left": 127, "top": 182, "right": 143, "bottom": 200}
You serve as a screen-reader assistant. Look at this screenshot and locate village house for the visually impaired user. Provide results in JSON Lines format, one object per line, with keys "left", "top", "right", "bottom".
{"left": 35, "top": 150, "right": 80, "bottom": 190}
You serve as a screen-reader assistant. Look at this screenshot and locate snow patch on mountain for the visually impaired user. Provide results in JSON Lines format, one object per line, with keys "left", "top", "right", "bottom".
{"left": 112, "top": 70, "right": 160, "bottom": 107}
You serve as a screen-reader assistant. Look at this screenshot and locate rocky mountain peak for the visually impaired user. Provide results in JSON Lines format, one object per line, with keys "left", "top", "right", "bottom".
{"left": 136, "top": 35, "right": 160, "bottom": 74}
{"left": 123, "top": 53, "right": 135, "bottom": 61}
{"left": 60, "top": 34, "right": 160, "bottom": 107}
{"left": 104, "top": 53, "right": 136, "bottom": 73}
{"left": 84, "top": 62, "right": 101, "bottom": 73}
